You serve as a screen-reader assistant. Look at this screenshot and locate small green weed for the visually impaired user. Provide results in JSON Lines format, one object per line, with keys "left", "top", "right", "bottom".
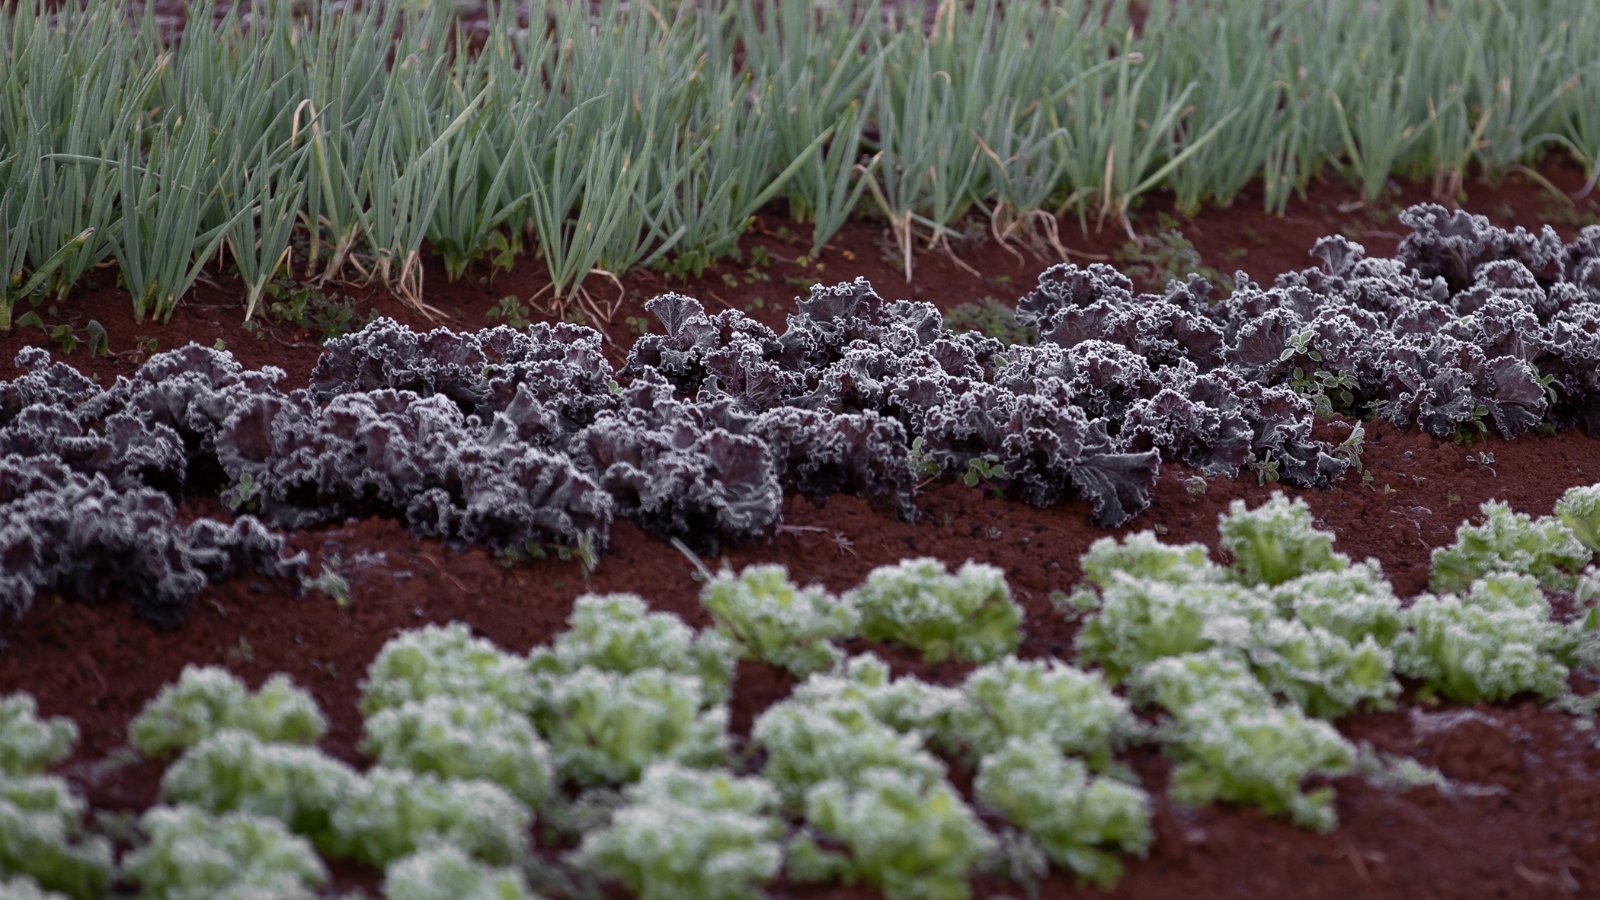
{"left": 501, "top": 532, "right": 600, "bottom": 577}
{"left": 13, "top": 312, "right": 108, "bottom": 357}
{"left": 944, "top": 297, "right": 1033, "bottom": 345}
{"left": 264, "top": 279, "right": 363, "bottom": 342}
{"left": 487, "top": 295, "right": 533, "bottom": 329}
{"left": 1116, "top": 216, "right": 1233, "bottom": 291}
{"left": 1248, "top": 455, "right": 1281, "bottom": 485}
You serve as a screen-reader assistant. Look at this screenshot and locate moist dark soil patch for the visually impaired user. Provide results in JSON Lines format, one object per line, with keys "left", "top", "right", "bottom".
{"left": 3, "top": 165, "right": 1600, "bottom": 899}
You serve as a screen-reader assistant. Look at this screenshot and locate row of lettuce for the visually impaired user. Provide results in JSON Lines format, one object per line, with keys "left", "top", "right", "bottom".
{"left": 4, "top": 208, "right": 1600, "bottom": 628}
{"left": 5, "top": 491, "right": 1600, "bottom": 898}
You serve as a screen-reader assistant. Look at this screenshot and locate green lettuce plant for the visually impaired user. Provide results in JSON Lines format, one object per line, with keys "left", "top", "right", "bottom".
{"left": 782, "top": 654, "right": 964, "bottom": 739}
{"left": 0, "top": 695, "right": 76, "bottom": 776}
{"left": 158, "top": 731, "right": 359, "bottom": 849}
{"left": 0, "top": 875, "right": 68, "bottom": 900}
{"left": 1131, "top": 652, "right": 1354, "bottom": 831}
{"left": 1246, "top": 618, "right": 1399, "bottom": 718}
{"left": 753, "top": 693, "right": 946, "bottom": 808}
{"left": 1576, "top": 568, "right": 1600, "bottom": 670}
{"left": 1430, "top": 500, "right": 1591, "bottom": 594}
{"left": 1074, "top": 575, "right": 1276, "bottom": 683}
{"left": 974, "top": 736, "right": 1152, "bottom": 889}
{"left": 532, "top": 668, "right": 730, "bottom": 787}
{"left": 947, "top": 658, "right": 1140, "bottom": 768}
{"left": 1218, "top": 494, "right": 1349, "bottom": 587}
{"left": 787, "top": 767, "right": 996, "bottom": 900}
{"left": 330, "top": 767, "right": 531, "bottom": 867}
{"left": 121, "top": 805, "right": 328, "bottom": 900}
{"left": 1079, "top": 532, "right": 1219, "bottom": 589}
{"left": 361, "top": 623, "right": 535, "bottom": 716}
{"left": 700, "top": 564, "right": 860, "bottom": 676}
{"left": 382, "top": 845, "right": 540, "bottom": 900}
{"left": 0, "top": 775, "right": 114, "bottom": 899}
{"left": 528, "top": 593, "right": 737, "bottom": 706}
{"left": 1262, "top": 563, "right": 1404, "bottom": 647}
{"left": 846, "top": 558, "right": 1022, "bottom": 663}
{"left": 130, "top": 667, "right": 326, "bottom": 757}
{"left": 1395, "top": 573, "right": 1574, "bottom": 702}
{"left": 360, "top": 696, "right": 554, "bottom": 809}
{"left": 572, "top": 764, "right": 783, "bottom": 900}
{"left": 1555, "top": 483, "right": 1600, "bottom": 554}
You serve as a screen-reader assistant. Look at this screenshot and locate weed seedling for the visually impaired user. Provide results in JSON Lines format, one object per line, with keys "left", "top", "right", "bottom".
{"left": 304, "top": 558, "right": 352, "bottom": 609}
{"left": 944, "top": 297, "right": 1033, "bottom": 345}
{"left": 487, "top": 295, "right": 533, "bottom": 329}
{"left": 266, "top": 280, "right": 361, "bottom": 341}
{"left": 1465, "top": 451, "right": 1498, "bottom": 477}
{"left": 963, "top": 455, "right": 1006, "bottom": 487}
{"left": 1335, "top": 423, "right": 1367, "bottom": 473}
{"left": 1248, "top": 456, "right": 1281, "bottom": 485}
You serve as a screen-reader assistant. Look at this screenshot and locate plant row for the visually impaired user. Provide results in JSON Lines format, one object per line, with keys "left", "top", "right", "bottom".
{"left": 5, "top": 208, "right": 1600, "bottom": 627}
{"left": 4, "top": 491, "right": 1599, "bottom": 898}
{"left": 1017, "top": 206, "right": 1600, "bottom": 441}
{"left": 4, "top": 0, "right": 1600, "bottom": 326}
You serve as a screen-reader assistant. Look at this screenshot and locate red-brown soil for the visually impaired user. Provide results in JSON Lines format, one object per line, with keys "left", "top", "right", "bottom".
{"left": 3, "top": 164, "right": 1600, "bottom": 899}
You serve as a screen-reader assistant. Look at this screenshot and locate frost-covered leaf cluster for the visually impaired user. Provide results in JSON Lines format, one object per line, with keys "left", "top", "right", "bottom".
{"left": 1556, "top": 483, "right": 1600, "bottom": 554}
{"left": 360, "top": 622, "right": 538, "bottom": 715}
{"left": 0, "top": 699, "right": 113, "bottom": 900}
{"left": 1218, "top": 494, "right": 1350, "bottom": 587}
{"left": 360, "top": 696, "right": 553, "bottom": 808}
{"left": 945, "top": 658, "right": 1140, "bottom": 768}
{"left": 533, "top": 668, "right": 731, "bottom": 787}
{"left": 0, "top": 451, "right": 305, "bottom": 629}
{"left": 381, "top": 845, "right": 540, "bottom": 900}
{"left": 1430, "top": 498, "right": 1592, "bottom": 594}
{"left": 0, "top": 345, "right": 315, "bottom": 628}
{"left": 700, "top": 558, "right": 1027, "bottom": 673}
{"left": 1403, "top": 488, "right": 1600, "bottom": 701}
{"left": 1076, "top": 495, "right": 1404, "bottom": 719}
{"left": 1072, "top": 491, "right": 1600, "bottom": 826}
{"left": 1130, "top": 651, "right": 1355, "bottom": 831}
{"left": 329, "top": 767, "right": 532, "bottom": 866}
{"left": 0, "top": 695, "right": 76, "bottom": 777}
{"left": 700, "top": 564, "right": 860, "bottom": 676}
{"left": 121, "top": 805, "right": 328, "bottom": 900}
{"left": 130, "top": 666, "right": 326, "bottom": 757}
{"left": 750, "top": 654, "right": 993, "bottom": 898}
{"left": 974, "top": 736, "right": 1152, "bottom": 888}
{"left": 132, "top": 606, "right": 740, "bottom": 891}
{"left": 1020, "top": 211, "right": 1600, "bottom": 442}
{"left": 158, "top": 730, "right": 360, "bottom": 849}
{"left": 571, "top": 763, "right": 784, "bottom": 900}
{"left": 1071, "top": 496, "right": 1402, "bottom": 826}
{"left": 749, "top": 645, "right": 1157, "bottom": 899}
{"left": 526, "top": 592, "right": 737, "bottom": 705}
{"left": 0, "top": 773, "right": 115, "bottom": 900}
{"left": 215, "top": 385, "right": 615, "bottom": 552}
{"left": 1396, "top": 573, "right": 1579, "bottom": 702}
{"left": 754, "top": 656, "right": 956, "bottom": 806}
{"left": 787, "top": 767, "right": 997, "bottom": 900}
{"left": 846, "top": 558, "right": 1023, "bottom": 663}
